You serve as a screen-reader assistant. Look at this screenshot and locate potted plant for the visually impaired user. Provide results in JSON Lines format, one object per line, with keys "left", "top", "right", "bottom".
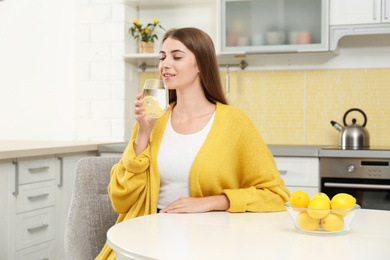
{"left": 129, "top": 19, "right": 165, "bottom": 53}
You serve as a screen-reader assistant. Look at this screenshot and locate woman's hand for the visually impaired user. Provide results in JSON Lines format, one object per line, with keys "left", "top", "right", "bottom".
{"left": 159, "top": 195, "right": 230, "bottom": 213}
{"left": 133, "top": 93, "right": 171, "bottom": 156}
{"left": 133, "top": 93, "right": 158, "bottom": 131}
{"left": 133, "top": 93, "right": 159, "bottom": 156}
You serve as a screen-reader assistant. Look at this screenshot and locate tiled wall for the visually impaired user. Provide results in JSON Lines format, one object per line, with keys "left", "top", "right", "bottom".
{"left": 140, "top": 68, "right": 390, "bottom": 146}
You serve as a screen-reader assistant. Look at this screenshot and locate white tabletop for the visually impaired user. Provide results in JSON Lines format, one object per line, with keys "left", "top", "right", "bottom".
{"left": 107, "top": 210, "right": 390, "bottom": 260}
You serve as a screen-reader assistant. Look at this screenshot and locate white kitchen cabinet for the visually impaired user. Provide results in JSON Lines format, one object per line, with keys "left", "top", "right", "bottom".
{"left": 218, "top": 0, "right": 329, "bottom": 54}
{"left": 0, "top": 151, "right": 95, "bottom": 260}
{"left": 329, "top": 0, "right": 390, "bottom": 50}
{"left": 55, "top": 152, "right": 96, "bottom": 260}
{"left": 274, "top": 156, "right": 320, "bottom": 198}
{"left": 0, "top": 160, "right": 14, "bottom": 260}
{"left": 330, "top": 0, "right": 390, "bottom": 25}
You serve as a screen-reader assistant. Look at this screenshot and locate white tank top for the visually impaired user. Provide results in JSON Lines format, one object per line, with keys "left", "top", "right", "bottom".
{"left": 157, "top": 112, "right": 215, "bottom": 209}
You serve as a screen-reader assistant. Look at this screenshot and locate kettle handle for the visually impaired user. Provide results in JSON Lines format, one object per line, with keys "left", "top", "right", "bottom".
{"left": 343, "top": 108, "right": 367, "bottom": 127}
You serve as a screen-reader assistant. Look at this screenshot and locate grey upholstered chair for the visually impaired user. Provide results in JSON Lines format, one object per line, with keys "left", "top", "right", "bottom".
{"left": 64, "top": 156, "right": 121, "bottom": 260}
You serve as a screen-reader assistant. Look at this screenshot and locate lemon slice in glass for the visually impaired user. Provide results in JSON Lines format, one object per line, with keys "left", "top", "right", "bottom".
{"left": 142, "top": 96, "right": 159, "bottom": 116}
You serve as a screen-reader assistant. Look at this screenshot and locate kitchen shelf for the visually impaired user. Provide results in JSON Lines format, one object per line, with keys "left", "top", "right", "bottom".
{"left": 124, "top": 53, "right": 248, "bottom": 71}
{"left": 123, "top": 0, "right": 212, "bottom": 6}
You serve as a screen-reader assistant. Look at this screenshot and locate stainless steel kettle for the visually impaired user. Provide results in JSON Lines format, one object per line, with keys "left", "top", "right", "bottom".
{"left": 331, "top": 108, "right": 370, "bottom": 149}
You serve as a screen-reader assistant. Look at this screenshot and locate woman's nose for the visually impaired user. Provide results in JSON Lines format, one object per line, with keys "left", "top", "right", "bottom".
{"left": 160, "top": 57, "right": 171, "bottom": 68}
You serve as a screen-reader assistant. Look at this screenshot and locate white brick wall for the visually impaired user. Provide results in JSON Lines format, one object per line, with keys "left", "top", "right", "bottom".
{"left": 75, "top": 0, "right": 132, "bottom": 141}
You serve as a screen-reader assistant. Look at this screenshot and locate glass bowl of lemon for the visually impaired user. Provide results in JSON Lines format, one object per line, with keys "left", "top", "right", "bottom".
{"left": 285, "top": 191, "right": 361, "bottom": 236}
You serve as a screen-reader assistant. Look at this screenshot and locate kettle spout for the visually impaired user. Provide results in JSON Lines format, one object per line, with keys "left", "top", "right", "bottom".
{"left": 331, "top": 121, "right": 343, "bottom": 132}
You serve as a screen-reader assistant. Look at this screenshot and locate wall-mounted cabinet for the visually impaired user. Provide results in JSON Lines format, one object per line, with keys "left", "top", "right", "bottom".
{"left": 330, "top": 0, "right": 390, "bottom": 25}
{"left": 329, "top": 0, "right": 390, "bottom": 50}
{"left": 218, "top": 0, "right": 329, "bottom": 54}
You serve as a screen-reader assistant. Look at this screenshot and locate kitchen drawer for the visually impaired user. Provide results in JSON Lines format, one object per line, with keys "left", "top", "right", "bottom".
{"left": 18, "top": 156, "right": 56, "bottom": 185}
{"left": 274, "top": 157, "right": 319, "bottom": 187}
{"left": 16, "top": 180, "right": 56, "bottom": 214}
{"left": 15, "top": 241, "right": 54, "bottom": 260}
{"left": 15, "top": 207, "right": 55, "bottom": 251}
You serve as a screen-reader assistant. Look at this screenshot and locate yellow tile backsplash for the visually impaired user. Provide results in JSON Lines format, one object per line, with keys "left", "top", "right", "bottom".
{"left": 140, "top": 68, "right": 390, "bottom": 146}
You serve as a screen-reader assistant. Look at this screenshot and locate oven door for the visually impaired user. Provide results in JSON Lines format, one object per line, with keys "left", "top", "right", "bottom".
{"left": 321, "top": 178, "right": 390, "bottom": 210}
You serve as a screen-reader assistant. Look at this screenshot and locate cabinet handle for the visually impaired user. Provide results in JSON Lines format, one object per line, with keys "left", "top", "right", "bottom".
{"left": 385, "top": 0, "right": 389, "bottom": 19}
{"left": 278, "top": 170, "right": 287, "bottom": 175}
{"left": 27, "top": 224, "right": 49, "bottom": 233}
{"left": 12, "top": 161, "right": 19, "bottom": 196}
{"left": 373, "top": 0, "right": 378, "bottom": 20}
{"left": 28, "top": 193, "right": 49, "bottom": 200}
{"left": 28, "top": 166, "right": 50, "bottom": 173}
{"left": 245, "top": 49, "right": 298, "bottom": 54}
{"left": 58, "top": 157, "right": 63, "bottom": 187}
{"left": 324, "top": 182, "right": 390, "bottom": 190}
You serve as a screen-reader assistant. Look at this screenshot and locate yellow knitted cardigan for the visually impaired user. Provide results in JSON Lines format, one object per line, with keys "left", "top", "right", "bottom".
{"left": 95, "top": 102, "right": 290, "bottom": 260}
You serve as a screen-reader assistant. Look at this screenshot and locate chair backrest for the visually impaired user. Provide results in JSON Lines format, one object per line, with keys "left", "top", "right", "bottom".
{"left": 64, "top": 156, "right": 121, "bottom": 260}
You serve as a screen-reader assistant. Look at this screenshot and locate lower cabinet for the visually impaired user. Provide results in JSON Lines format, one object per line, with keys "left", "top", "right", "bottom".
{"left": 274, "top": 156, "right": 320, "bottom": 198}
{"left": 0, "top": 151, "right": 96, "bottom": 260}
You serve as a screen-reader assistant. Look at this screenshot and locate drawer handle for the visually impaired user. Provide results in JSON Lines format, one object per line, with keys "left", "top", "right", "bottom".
{"left": 28, "top": 193, "right": 50, "bottom": 201}
{"left": 278, "top": 170, "right": 287, "bottom": 175}
{"left": 28, "top": 166, "right": 50, "bottom": 173}
{"left": 324, "top": 182, "right": 390, "bottom": 190}
{"left": 27, "top": 224, "right": 49, "bottom": 233}
{"left": 58, "top": 157, "right": 63, "bottom": 187}
{"left": 13, "top": 161, "right": 19, "bottom": 196}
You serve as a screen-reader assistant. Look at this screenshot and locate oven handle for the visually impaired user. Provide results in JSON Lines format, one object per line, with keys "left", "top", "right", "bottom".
{"left": 324, "top": 182, "right": 390, "bottom": 190}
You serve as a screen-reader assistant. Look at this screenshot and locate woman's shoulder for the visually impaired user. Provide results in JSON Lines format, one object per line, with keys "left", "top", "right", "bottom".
{"left": 216, "top": 102, "right": 251, "bottom": 121}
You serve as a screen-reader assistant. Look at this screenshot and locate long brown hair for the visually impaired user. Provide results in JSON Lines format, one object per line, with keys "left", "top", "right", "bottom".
{"left": 161, "top": 27, "right": 228, "bottom": 105}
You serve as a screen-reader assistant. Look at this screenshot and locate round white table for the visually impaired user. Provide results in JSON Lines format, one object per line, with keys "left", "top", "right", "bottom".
{"left": 107, "top": 209, "right": 390, "bottom": 260}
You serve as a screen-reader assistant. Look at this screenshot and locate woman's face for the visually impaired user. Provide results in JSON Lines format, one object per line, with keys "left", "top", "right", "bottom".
{"left": 159, "top": 37, "right": 200, "bottom": 91}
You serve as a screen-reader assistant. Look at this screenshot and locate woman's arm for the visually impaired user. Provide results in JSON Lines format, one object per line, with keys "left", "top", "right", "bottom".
{"left": 108, "top": 124, "right": 151, "bottom": 214}
{"left": 159, "top": 195, "right": 230, "bottom": 213}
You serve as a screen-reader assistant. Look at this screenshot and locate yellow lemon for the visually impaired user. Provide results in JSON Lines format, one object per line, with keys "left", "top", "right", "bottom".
{"left": 289, "top": 191, "right": 310, "bottom": 212}
{"left": 142, "top": 96, "right": 159, "bottom": 116}
{"left": 149, "top": 106, "right": 164, "bottom": 118}
{"left": 311, "top": 193, "right": 330, "bottom": 203}
{"left": 330, "top": 193, "right": 356, "bottom": 217}
{"left": 321, "top": 213, "right": 344, "bottom": 232}
{"left": 307, "top": 198, "right": 330, "bottom": 219}
{"left": 296, "top": 212, "right": 321, "bottom": 231}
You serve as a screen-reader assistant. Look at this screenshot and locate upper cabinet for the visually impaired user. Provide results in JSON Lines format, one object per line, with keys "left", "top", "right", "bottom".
{"left": 330, "top": 0, "right": 390, "bottom": 25}
{"left": 217, "top": 0, "right": 329, "bottom": 54}
{"left": 329, "top": 0, "right": 390, "bottom": 50}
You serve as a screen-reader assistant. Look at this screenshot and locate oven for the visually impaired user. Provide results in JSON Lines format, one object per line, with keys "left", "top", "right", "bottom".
{"left": 320, "top": 149, "right": 390, "bottom": 211}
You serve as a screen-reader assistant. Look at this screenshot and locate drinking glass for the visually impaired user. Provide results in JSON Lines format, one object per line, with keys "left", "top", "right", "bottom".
{"left": 141, "top": 79, "right": 169, "bottom": 118}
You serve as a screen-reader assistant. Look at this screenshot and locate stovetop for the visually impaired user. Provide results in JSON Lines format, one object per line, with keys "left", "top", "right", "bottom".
{"left": 320, "top": 146, "right": 390, "bottom": 159}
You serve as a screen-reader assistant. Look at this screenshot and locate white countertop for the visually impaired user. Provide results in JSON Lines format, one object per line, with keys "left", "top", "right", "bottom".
{"left": 0, "top": 140, "right": 122, "bottom": 160}
{"left": 99, "top": 143, "right": 390, "bottom": 158}
{"left": 107, "top": 209, "right": 390, "bottom": 260}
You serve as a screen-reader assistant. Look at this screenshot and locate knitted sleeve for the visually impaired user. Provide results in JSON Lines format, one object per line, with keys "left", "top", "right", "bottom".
{"left": 219, "top": 107, "right": 290, "bottom": 212}
{"left": 108, "top": 123, "right": 151, "bottom": 214}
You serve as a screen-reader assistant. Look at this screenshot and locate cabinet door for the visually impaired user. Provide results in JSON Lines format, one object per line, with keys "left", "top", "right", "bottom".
{"left": 383, "top": 0, "right": 390, "bottom": 23}
{"left": 274, "top": 157, "right": 320, "bottom": 197}
{"left": 0, "top": 161, "right": 15, "bottom": 260}
{"left": 330, "top": 0, "right": 382, "bottom": 25}
{"left": 55, "top": 152, "right": 96, "bottom": 260}
{"left": 219, "top": 0, "right": 329, "bottom": 53}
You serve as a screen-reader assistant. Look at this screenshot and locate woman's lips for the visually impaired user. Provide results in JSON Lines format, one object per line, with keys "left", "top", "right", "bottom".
{"left": 163, "top": 73, "right": 175, "bottom": 80}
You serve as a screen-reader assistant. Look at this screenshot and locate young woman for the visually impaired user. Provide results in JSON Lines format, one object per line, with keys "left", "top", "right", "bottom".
{"left": 95, "top": 27, "right": 289, "bottom": 260}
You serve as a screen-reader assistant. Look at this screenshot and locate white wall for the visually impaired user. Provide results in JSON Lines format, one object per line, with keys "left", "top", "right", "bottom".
{"left": 0, "top": 0, "right": 76, "bottom": 140}
{"left": 75, "top": 0, "right": 128, "bottom": 141}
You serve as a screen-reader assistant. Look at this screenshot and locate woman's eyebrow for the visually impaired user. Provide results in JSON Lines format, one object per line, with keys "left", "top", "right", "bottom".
{"left": 159, "top": 50, "right": 185, "bottom": 54}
